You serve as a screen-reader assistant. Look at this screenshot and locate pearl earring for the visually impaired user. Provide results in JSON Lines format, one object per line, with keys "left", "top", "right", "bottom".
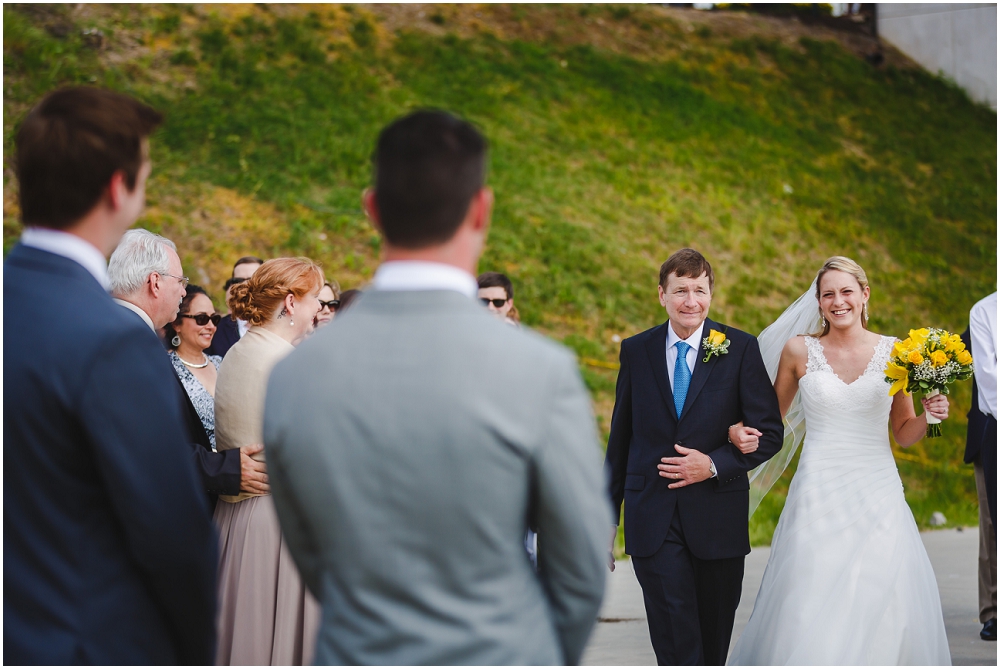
{"left": 290, "top": 319, "right": 294, "bottom": 326}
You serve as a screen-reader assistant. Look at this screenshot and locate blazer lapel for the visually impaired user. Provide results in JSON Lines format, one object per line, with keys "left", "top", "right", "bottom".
{"left": 680, "top": 318, "right": 721, "bottom": 420}
{"left": 644, "top": 322, "right": 677, "bottom": 423}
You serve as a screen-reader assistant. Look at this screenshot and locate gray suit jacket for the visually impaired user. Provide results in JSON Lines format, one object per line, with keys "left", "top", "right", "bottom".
{"left": 264, "top": 290, "right": 609, "bottom": 665}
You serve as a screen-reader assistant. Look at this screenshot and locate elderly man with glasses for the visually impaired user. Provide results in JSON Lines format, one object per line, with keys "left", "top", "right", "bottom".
{"left": 109, "top": 229, "right": 269, "bottom": 511}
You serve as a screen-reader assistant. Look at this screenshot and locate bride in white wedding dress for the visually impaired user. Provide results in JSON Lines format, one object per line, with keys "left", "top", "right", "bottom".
{"left": 726, "top": 256, "right": 952, "bottom": 666}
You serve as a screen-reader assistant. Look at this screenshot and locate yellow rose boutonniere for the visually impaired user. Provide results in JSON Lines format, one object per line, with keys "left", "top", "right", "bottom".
{"left": 701, "top": 329, "right": 730, "bottom": 362}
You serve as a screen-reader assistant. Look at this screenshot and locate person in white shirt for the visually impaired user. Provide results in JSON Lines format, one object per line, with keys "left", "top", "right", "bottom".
{"left": 970, "top": 292, "right": 997, "bottom": 528}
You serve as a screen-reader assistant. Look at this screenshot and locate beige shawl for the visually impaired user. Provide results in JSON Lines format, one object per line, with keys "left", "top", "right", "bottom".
{"left": 214, "top": 325, "right": 293, "bottom": 503}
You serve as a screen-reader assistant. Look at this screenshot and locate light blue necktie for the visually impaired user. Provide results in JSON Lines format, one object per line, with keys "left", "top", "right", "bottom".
{"left": 673, "top": 341, "right": 692, "bottom": 418}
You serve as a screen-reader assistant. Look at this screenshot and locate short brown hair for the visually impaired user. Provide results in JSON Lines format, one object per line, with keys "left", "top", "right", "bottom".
{"left": 659, "top": 248, "right": 715, "bottom": 292}
{"left": 228, "top": 257, "right": 324, "bottom": 326}
{"left": 15, "top": 87, "right": 163, "bottom": 229}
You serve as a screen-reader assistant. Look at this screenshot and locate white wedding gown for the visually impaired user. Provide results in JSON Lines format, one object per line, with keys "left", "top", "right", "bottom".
{"left": 728, "top": 335, "right": 951, "bottom": 665}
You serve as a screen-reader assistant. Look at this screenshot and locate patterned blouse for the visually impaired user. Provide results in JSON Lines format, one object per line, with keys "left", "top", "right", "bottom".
{"left": 168, "top": 350, "right": 223, "bottom": 452}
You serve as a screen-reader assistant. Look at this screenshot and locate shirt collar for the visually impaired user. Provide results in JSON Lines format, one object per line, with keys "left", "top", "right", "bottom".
{"left": 20, "top": 227, "right": 110, "bottom": 290}
{"left": 666, "top": 319, "right": 706, "bottom": 351}
{"left": 114, "top": 298, "right": 156, "bottom": 331}
{"left": 371, "top": 261, "right": 477, "bottom": 298}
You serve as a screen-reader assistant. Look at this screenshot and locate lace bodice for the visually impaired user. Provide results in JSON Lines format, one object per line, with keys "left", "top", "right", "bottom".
{"left": 799, "top": 335, "right": 896, "bottom": 445}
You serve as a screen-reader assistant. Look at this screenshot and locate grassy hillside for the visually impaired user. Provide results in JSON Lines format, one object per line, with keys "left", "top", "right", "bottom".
{"left": 4, "top": 4, "right": 996, "bottom": 548}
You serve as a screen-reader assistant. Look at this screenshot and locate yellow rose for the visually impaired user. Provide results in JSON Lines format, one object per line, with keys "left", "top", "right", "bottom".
{"left": 907, "top": 350, "right": 924, "bottom": 365}
{"left": 945, "top": 335, "right": 965, "bottom": 353}
{"left": 957, "top": 350, "right": 973, "bottom": 366}
{"left": 709, "top": 330, "right": 726, "bottom": 347}
{"left": 929, "top": 350, "right": 948, "bottom": 367}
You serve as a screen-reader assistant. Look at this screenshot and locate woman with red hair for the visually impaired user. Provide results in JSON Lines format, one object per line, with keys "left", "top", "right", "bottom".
{"left": 213, "top": 257, "right": 324, "bottom": 666}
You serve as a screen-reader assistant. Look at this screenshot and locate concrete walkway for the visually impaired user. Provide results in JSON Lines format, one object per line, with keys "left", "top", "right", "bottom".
{"left": 582, "top": 527, "right": 996, "bottom": 665}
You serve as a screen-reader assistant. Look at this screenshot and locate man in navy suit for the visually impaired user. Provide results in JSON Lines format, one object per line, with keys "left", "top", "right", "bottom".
{"left": 206, "top": 256, "right": 263, "bottom": 358}
{"left": 3, "top": 87, "right": 218, "bottom": 664}
{"left": 605, "top": 249, "right": 784, "bottom": 665}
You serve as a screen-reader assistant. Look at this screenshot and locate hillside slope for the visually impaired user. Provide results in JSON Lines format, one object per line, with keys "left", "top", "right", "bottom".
{"left": 4, "top": 4, "right": 996, "bottom": 545}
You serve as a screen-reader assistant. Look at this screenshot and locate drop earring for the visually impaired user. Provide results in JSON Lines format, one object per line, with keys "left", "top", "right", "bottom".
{"left": 863, "top": 302, "right": 869, "bottom": 321}
{"left": 171, "top": 335, "right": 181, "bottom": 347}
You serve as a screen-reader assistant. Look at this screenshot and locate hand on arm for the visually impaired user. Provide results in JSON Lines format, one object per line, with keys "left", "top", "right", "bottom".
{"left": 728, "top": 422, "right": 761, "bottom": 454}
{"left": 239, "top": 443, "right": 270, "bottom": 494}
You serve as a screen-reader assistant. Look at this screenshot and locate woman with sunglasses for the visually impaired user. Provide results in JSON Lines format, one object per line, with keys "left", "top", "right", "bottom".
{"left": 314, "top": 280, "right": 341, "bottom": 328}
{"left": 164, "top": 285, "right": 224, "bottom": 451}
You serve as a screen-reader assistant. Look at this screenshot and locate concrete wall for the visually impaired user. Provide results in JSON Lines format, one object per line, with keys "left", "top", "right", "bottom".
{"left": 877, "top": 4, "right": 997, "bottom": 109}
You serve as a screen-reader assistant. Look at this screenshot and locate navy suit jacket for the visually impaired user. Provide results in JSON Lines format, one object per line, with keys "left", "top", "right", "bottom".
{"left": 3, "top": 244, "right": 218, "bottom": 664}
{"left": 605, "top": 318, "right": 783, "bottom": 560}
{"left": 205, "top": 313, "right": 240, "bottom": 358}
{"left": 961, "top": 327, "right": 988, "bottom": 465}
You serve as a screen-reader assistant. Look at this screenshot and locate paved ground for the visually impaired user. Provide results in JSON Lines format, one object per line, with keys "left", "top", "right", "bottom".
{"left": 582, "top": 527, "right": 996, "bottom": 665}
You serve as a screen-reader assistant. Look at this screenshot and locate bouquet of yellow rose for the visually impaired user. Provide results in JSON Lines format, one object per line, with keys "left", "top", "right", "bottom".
{"left": 884, "top": 328, "right": 974, "bottom": 437}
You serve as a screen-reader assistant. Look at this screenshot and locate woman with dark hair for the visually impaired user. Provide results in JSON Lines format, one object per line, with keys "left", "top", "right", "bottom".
{"left": 213, "top": 257, "right": 324, "bottom": 666}
{"left": 164, "top": 285, "right": 223, "bottom": 451}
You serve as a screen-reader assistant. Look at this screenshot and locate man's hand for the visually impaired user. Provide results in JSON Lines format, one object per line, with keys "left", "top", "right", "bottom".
{"left": 608, "top": 526, "right": 617, "bottom": 572}
{"left": 729, "top": 422, "right": 762, "bottom": 455}
{"left": 239, "top": 443, "right": 270, "bottom": 495}
{"left": 658, "top": 444, "right": 712, "bottom": 489}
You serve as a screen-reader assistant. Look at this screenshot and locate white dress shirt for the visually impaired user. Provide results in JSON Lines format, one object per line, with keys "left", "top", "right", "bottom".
{"left": 20, "top": 227, "right": 109, "bottom": 290}
{"left": 113, "top": 298, "right": 155, "bottom": 331}
{"left": 371, "top": 260, "right": 478, "bottom": 298}
{"left": 665, "top": 320, "right": 706, "bottom": 389}
{"left": 664, "top": 319, "right": 716, "bottom": 477}
{"left": 970, "top": 292, "right": 997, "bottom": 418}
{"left": 237, "top": 319, "right": 249, "bottom": 338}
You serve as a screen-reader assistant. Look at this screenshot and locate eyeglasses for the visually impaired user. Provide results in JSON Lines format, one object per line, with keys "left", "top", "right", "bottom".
{"left": 318, "top": 300, "right": 341, "bottom": 311}
{"left": 160, "top": 272, "right": 190, "bottom": 287}
{"left": 182, "top": 313, "right": 222, "bottom": 326}
{"left": 480, "top": 298, "right": 508, "bottom": 308}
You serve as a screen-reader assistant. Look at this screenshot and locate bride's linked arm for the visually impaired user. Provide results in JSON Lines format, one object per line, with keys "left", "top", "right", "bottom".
{"left": 701, "top": 334, "right": 785, "bottom": 482}
{"left": 890, "top": 391, "right": 950, "bottom": 448}
{"left": 729, "top": 337, "right": 807, "bottom": 447}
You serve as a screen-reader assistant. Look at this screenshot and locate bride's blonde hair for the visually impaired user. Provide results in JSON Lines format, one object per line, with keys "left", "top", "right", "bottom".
{"left": 811, "top": 256, "right": 870, "bottom": 337}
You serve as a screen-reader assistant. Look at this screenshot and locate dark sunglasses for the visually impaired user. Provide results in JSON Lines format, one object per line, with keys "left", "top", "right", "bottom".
{"left": 480, "top": 298, "right": 508, "bottom": 308}
{"left": 318, "top": 299, "right": 341, "bottom": 311}
{"left": 182, "top": 313, "right": 222, "bottom": 326}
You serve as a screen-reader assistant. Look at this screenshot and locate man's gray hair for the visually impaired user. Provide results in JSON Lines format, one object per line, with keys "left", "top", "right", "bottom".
{"left": 108, "top": 228, "right": 177, "bottom": 298}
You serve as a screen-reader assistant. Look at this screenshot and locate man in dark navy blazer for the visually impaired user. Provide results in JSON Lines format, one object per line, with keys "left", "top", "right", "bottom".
{"left": 107, "top": 230, "right": 267, "bottom": 511}
{"left": 3, "top": 87, "right": 218, "bottom": 664}
{"left": 206, "top": 257, "right": 263, "bottom": 358}
{"left": 605, "top": 249, "right": 784, "bottom": 665}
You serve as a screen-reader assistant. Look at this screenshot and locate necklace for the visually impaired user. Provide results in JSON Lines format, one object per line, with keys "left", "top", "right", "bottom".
{"left": 177, "top": 352, "right": 210, "bottom": 369}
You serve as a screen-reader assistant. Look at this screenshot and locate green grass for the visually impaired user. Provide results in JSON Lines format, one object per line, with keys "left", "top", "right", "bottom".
{"left": 4, "top": 4, "right": 995, "bottom": 549}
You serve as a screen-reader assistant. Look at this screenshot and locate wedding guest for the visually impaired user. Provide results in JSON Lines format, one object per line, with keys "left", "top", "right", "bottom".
{"left": 207, "top": 255, "right": 264, "bottom": 357}
{"left": 962, "top": 326, "right": 996, "bottom": 642}
{"left": 213, "top": 257, "right": 324, "bottom": 666}
{"left": 109, "top": 229, "right": 264, "bottom": 511}
{"left": 314, "top": 280, "right": 341, "bottom": 328}
{"left": 263, "top": 110, "right": 608, "bottom": 664}
{"left": 970, "top": 292, "right": 998, "bottom": 636}
{"left": 477, "top": 271, "right": 519, "bottom": 324}
{"left": 5, "top": 86, "right": 216, "bottom": 664}
{"left": 164, "top": 285, "right": 223, "bottom": 451}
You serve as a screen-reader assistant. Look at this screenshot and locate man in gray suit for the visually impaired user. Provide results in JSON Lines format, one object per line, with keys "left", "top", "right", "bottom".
{"left": 264, "top": 110, "right": 609, "bottom": 664}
